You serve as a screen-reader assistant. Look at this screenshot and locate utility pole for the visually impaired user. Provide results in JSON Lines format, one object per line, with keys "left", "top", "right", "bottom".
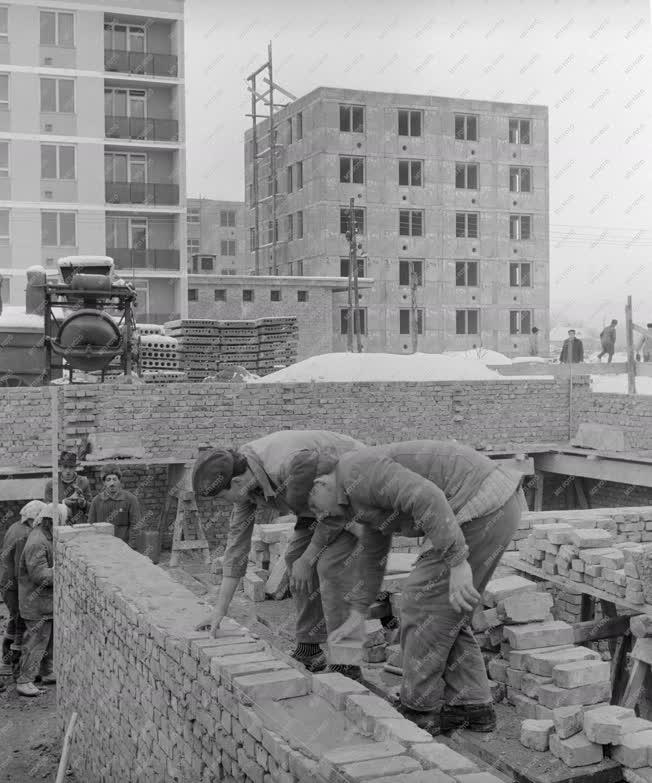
{"left": 626, "top": 295, "right": 636, "bottom": 395}
{"left": 409, "top": 261, "right": 418, "bottom": 354}
{"left": 346, "top": 198, "right": 363, "bottom": 352}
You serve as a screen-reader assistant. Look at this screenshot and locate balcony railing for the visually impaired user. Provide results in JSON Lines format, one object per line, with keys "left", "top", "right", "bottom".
{"left": 105, "top": 181, "right": 180, "bottom": 206}
{"left": 105, "top": 116, "right": 179, "bottom": 142}
{"left": 110, "top": 248, "right": 181, "bottom": 271}
{"left": 104, "top": 49, "right": 179, "bottom": 78}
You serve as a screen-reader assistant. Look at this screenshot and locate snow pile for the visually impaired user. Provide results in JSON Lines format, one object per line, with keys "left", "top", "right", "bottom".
{"left": 444, "top": 349, "right": 513, "bottom": 365}
{"left": 587, "top": 351, "right": 629, "bottom": 363}
{"left": 249, "top": 352, "right": 519, "bottom": 383}
{"left": 512, "top": 356, "right": 549, "bottom": 363}
{"left": 591, "top": 374, "right": 652, "bottom": 396}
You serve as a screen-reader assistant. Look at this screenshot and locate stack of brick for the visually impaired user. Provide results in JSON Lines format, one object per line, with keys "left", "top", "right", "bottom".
{"left": 55, "top": 524, "right": 505, "bottom": 783}
{"left": 244, "top": 516, "right": 296, "bottom": 602}
{"left": 521, "top": 703, "right": 652, "bottom": 776}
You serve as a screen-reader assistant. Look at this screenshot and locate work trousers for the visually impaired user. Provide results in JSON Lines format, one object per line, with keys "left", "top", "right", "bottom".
{"left": 285, "top": 525, "right": 359, "bottom": 645}
{"left": 1, "top": 588, "right": 25, "bottom": 651}
{"left": 16, "top": 618, "right": 53, "bottom": 685}
{"left": 400, "top": 490, "right": 523, "bottom": 712}
{"left": 598, "top": 347, "right": 614, "bottom": 362}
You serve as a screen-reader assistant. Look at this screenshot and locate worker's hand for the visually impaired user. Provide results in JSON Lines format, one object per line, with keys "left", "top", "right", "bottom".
{"left": 328, "top": 609, "right": 366, "bottom": 643}
{"left": 448, "top": 560, "right": 481, "bottom": 614}
{"left": 290, "top": 557, "right": 314, "bottom": 594}
{"left": 195, "top": 612, "right": 224, "bottom": 638}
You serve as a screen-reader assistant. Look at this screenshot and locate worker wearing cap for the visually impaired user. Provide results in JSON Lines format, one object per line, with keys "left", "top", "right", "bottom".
{"left": 0, "top": 500, "right": 46, "bottom": 680}
{"left": 193, "top": 430, "right": 365, "bottom": 676}
{"left": 306, "top": 439, "right": 525, "bottom": 735}
{"left": 16, "top": 503, "right": 66, "bottom": 697}
{"left": 87, "top": 465, "right": 141, "bottom": 548}
{"left": 44, "top": 451, "right": 92, "bottom": 526}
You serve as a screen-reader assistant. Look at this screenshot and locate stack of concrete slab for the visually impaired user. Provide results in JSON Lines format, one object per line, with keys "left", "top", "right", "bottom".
{"left": 521, "top": 703, "right": 652, "bottom": 776}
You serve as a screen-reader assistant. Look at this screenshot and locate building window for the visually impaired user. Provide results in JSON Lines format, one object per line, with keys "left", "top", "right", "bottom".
{"left": 455, "top": 212, "right": 479, "bottom": 238}
{"left": 296, "top": 210, "right": 304, "bottom": 238}
{"left": 399, "top": 309, "right": 424, "bottom": 335}
{"left": 510, "top": 262, "right": 532, "bottom": 287}
{"left": 274, "top": 220, "right": 279, "bottom": 242}
{"left": 40, "top": 10, "right": 74, "bottom": 47}
{"left": 455, "top": 162, "right": 478, "bottom": 189}
{"left": 340, "top": 156, "right": 364, "bottom": 184}
{"left": 398, "top": 160, "right": 423, "bottom": 187}
{"left": 456, "top": 261, "right": 479, "bottom": 287}
{"left": 340, "top": 104, "right": 364, "bottom": 133}
{"left": 104, "top": 22, "right": 145, "bottom": 52}
{"left": 199, "top": 256, "right": 213, "bottom": 272}
{"left": 40, "top": 77, "right": 74, "bottom": 113}
{"left": 187, "top": 207, "right": 200, "bottom": 224}
{"left": 220, "top": 240, "right": 236, "bottom": 256}
{"left": 188, "top": 288, "right": 198, "bottom": 301}
{"left": 41, "top": 144, "right": 75, "bottom": 179}
{"left": 266, "top": 176, "right": 278, "bottom": 197}
{"left": 220, "top": 209, "right": 236, "bottom": 227}
{"left": 187, "top": 238, "right": 199, "bottom": 257}
{"left": 296, "top": 112, "right": 303, "bottom": 139}
{"left": 398, "top": 260, "right": 424, "bottom": 286}
{"left": 297, "top": 290, "right": 308, "bottom": 302}
{"left": 249, "top": 227, "right": 256, "bottom": 251}
{"left": 340, "top": 207, "right": 365, "bottom": 235}
{"left": 398, "top": 109, "right": 422, "bottom": 137}
{"left": 287, "top": 117, "right": 292, "bottom": 145}
{"left": 455, "top": 114, "right": 478, "bottom": 141}
{"left": 296, "top": 260, "right": 304, "bottom": 275}
{"left": 296, "top": 161, "right": 303, "bottom": 189}
{"left": 340, "top": 308, "right": 366, "bottom": 335}
{"left": 340, "top": 257, "right": 365, "bottom": 278}
{"left": 509, "top": 118, "right": 531, "bottom": 144}
{"left": 287, "top": 165, "right": 293, "bottom": 193}
{"left": 0, "top": 209, "right": 9, "bottom": 241}
{"left": 243, "top": 289, "right": 254, "bottom": 302}
{"left": 0, "top": 141, "right": 8, "bottom": 177}
{"left": 41, "top": 211, "right": 76, "bottom": 246}
{"left": 0, "top": 7, "right": 7, "bottom": 40}
{"left": 456, "top": 309, "right": 479, "bottom": 335}
{"left": 510, "top": 214, "right": 532, "bottom": 240}
{"left": 214, "top": 289, "right": 226, "bottom": 302}
{"left": 287, "top": 213, "right": 293, "bottom": 241}
{"left": 0, "top": 74, "right": 7, "bottom": 109}
{"left": 510, "top": 310, "right": 532, "bottom": 334}
{"left": 106, "top": 216, "right": 147, "bottom": 251}
{"left": 399, "top": 210, "right": 423, "bottom": 237}
{"left": 270, "top": 289, "right": 281, "bottom": 302}
{"left": 509, "top": 167, "right": 531, "bottom": 193}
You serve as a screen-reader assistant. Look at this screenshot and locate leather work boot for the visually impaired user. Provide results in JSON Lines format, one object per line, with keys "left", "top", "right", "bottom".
{"left": 397, "top": 703, "right": 441, "bottom": 736}
{"left": 290, "top": 648, "right": 327, "bottom": 673}
{"left": 440, "top": 703, "right": 497, "bottom": 733}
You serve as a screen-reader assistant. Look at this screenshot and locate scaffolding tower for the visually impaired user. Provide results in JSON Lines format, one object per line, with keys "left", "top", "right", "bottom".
{"left": 246, "top": 43, "right": 296, "bottom": 275}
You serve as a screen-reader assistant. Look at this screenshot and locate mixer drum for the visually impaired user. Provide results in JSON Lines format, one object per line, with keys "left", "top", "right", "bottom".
{"left": 51, "top": 309, "right": 123, "bottom": 371}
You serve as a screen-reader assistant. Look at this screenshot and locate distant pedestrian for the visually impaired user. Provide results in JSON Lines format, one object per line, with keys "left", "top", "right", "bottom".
{"left": 597, "top": 319, "right": 618, "bottom": 363}
{"left": 528, "top": 327, "right": 540, "bottom": 357}
{"left": 559, "top": 329, "right": 584, "bottom": 364}
{"left": 635, "top": 323, "right": 652, "bottom": 362}
{"left": 87, "top": 465, "right": 141, "bottom": 548}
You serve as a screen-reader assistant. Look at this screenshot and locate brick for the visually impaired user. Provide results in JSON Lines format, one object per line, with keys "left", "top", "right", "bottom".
{"left": 362, "top": 644, "right": 387, "bottom": 663}
{"left": 483, "top": 576, "right": 538, "bottom": 607}
{"left": 624, "top": 768, "right": 652, "bottom": 783}
{"left": 210, "top": 653, "right": 289, "bottom": 684}
{"left": 520, "top": 719, "right": 554, "bottom": 752}
{"left": 507, "top": 689, "right": 540, "bottom": 719}
{"left": 552, "top": 660, "right": 611, "bottom": 689}
{"left": 504, "top": 621, "right": 574, "bottom": 650}
{"left": 612, "top": 731, "right": 652, "bottom": 768}
{"left": 497, "top": 592, "right": 553, "bottom": 624}
{"left": 364, "top": 619, "right": 386, "bottom": 648}
{"left": 311, "top": 672, "right": 369, "bottom": 710}
{"left": 456, "top": 773, "right": 505, "bottom": 783}
{"left": 345, "top": 694, "right": 402, "bottom": 735}
{"left": 373, "top": 718, "right": 433, "bottom": 745}
{"left": 243, "top": 572, "right": 266, "bottom": 602}
{"left": 338, "top": 755, "right": 421, "bottom": 781}
{"left": 471, "top": 608, "right": 500, "bottom": 632}
{"left": 619, "top": 718, "right": 652, "bottom": 737}
{"left": 318, "top": 741, "right": 405, "bottom": 781}
{"left": 409, "top": 742, "right": 477, "bottom": 772}
{"left": 369, "top": 774, "right": 455, "bottom": 783}
{"left": 509, "top": 644, "right": 572, "bottom": 670}
{"left": 549, "top": 732, "right": 603, "bottom": 767}
{"left": 525, "top": 646, "right": 601, "bottom": 676}
{"left": 233, "top": 670, "right": 310, "bottom": 702}
{"left": 537, "top": 682, "right": 611, "bottom": 709}
{"left": 553, "top": 706, "right": 584, "bottom": 739}
{"left": 328, "top": 639, "right": 363, "bottom": 666}
{"left": 521, "top": 672, "right": 552, "bottom": 699}
{"left": 506, "top": 668, "right": 524, "bottom": 690}
{"left": 583, "top": 705, "right": 636, "bottom": 744}
{"left": 488, "top": 658, "right": 509, "bottom": 683}
{"left": 572, "top": 529, "right": 615, "bottom": 548}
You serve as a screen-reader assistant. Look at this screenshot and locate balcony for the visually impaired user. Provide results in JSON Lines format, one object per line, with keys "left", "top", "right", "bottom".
{"left": 104, "top": 49, "right": 178, "bottom": 78}
{"left": 105, "top": 181, "right": 180, "bottom": 206}
{"left": 110, "top": 248, "right": 181, "bottom": 272}
{"left": 105, "top": 116, "right": 179, "bottom": 142}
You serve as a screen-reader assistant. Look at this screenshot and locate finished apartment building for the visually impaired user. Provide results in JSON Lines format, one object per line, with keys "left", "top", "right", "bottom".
{"left": 0, "top": 0, "right": 187, "bottom": 322}
{"left": 186, "top": 197, "right": 248, "bottom": 275}
{"left": 245, "top": 87, "right": 549, "bottom": 355}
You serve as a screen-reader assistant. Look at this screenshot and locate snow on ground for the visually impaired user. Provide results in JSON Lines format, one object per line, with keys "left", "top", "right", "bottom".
{"left": 587, "top": 350, "right": 629, "bottom": 363}
{"left": 250, "top": 352, "right": 553, "bottom": 383}
{"left": 512, "top": 356, "right": 549, "bottom": 363}
{"left": 444, "top": 348, "right": 513, "bottom": 365}
{"left": 591, "top": 374, "right": 652, "bottom": 395}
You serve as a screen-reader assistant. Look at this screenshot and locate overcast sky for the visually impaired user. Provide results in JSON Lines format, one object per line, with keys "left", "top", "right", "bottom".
{"left": 185, "top": 0, "right": 652, "bottom": 325}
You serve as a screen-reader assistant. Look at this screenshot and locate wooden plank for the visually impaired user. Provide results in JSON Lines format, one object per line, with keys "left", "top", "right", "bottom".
{"left": 631, "top": 638, "right": 652, "bottom": 666}
{"left": 573, "top": 616, "right": 634, "bottom": 643}
{"left": 533, "top": 471, "right": 544, "bottom": 511}
{"left": 0, "top": 477, "right": 47, "bottom": 501}
{"left": 489, "top": 456, "right": 534, "bottom": 475}
{"left": 579, "top": 594, "right": 595, "bottom": 622}
{"left": 575, "top": 477, "right": 590, "bottom": 509}
{"left": 621, "top": 659, "right": 648, "bottom": 709}
{"left": 535, "top": 452, "right": 652, "bottom": 487}
{"left": 611, "top": 632, "right": 632, "bottom": 705}
{"left": 600, "top": 600, "right": 620, "bottom": 657}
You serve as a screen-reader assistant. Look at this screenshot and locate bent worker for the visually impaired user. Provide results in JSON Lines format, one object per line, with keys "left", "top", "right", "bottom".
{"left": 193, "top": 430, "right": 364, "bottom": 677}
{"left": 308, "top": 439, "right": 525, "bottom": 735}
{"left": 87, "top": 465, "right": 141, "bottom": 548}
{"left": 44, "top": 450, "right": 92, "bottom": 526}
{"left": 15, "top": 503, "right": 65, "bottom": 696}
{"left": 0, "top": 500, "right": 46, "bottom": 680}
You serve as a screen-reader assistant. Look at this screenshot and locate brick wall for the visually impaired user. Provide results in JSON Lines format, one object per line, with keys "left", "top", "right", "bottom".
{"left": 55, "top": 525, "right": 484, "bottom": 783}
{"left": 575, "top": 391, "right": 652, "bottom": 451}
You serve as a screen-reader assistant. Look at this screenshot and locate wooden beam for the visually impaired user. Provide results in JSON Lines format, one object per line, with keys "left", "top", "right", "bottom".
{"left": 535, "top": 452, "right": 652, "bottom": 487}
{"left": 489, "top": 456, "right": 534, "bottom": 475}
{"left": 572, "top": 613, "right": 630, "bottom": 643}
{"left": 575, "top": 477, "right": 590, "bottom": 509}
{"left": 533, "top": 471, "right": 544, "bottom": 511}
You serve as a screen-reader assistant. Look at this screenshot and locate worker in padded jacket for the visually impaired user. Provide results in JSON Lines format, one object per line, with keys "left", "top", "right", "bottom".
{"left": 306, "top": 439, "right": 525, "bottom": 736}
{"left": 193, "top": 430, "right": 365, "bottom": 677}
{"left": 44, "top": 451, "right": 92, "bottom": 526}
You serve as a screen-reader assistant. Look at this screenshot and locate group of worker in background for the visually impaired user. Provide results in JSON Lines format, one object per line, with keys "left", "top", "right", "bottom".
{"left": 0, "top": 451, "right": 141, "bottom": 696}
{"left": 557, "top": 319, "right": 652, "bottom": 365}
{"left": 193, "top": 430, "right": 526, "bottom": 736}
